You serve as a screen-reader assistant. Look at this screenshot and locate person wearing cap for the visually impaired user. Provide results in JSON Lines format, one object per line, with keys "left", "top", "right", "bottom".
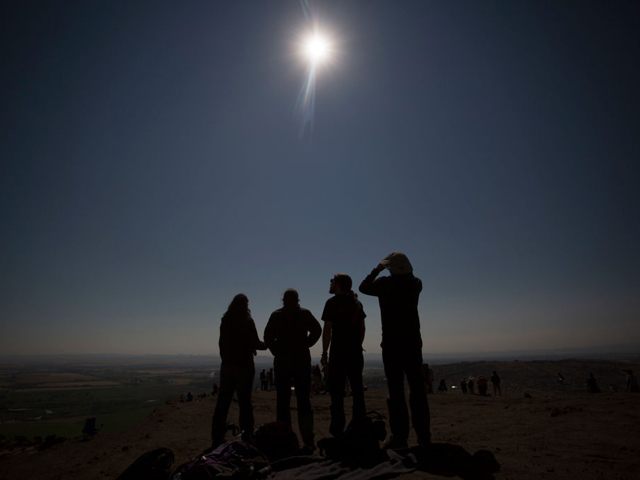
{"left": 264, "top": 288, "right": 322, "bottom": 453}
{"left": 321, "top": 273, "right": 367, "bottom": 436}
{"left": 359, "top": 252, "right": 431, "bottom": 448}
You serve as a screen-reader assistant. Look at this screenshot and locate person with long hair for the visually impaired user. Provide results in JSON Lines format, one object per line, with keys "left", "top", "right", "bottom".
{"left": 264, "top": 288, "right": 322, "bottom": 454}
{"left": 321, "top": 273, "right": 367, "bottom": 436}
{"left": 211, "top": 294, "right": 266, "bottom": 447}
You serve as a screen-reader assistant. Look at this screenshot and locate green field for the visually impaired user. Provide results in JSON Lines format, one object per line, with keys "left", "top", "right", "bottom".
{"left": 0, "top": 364, "right": 217, "bottom": 440}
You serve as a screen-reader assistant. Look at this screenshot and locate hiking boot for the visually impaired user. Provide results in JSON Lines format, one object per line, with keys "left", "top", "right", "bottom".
{"left": 383, "top": 436, "right": 408, "bottom": 450}
{"left": 241, "top": 430, "right": 254, "bottom": 444}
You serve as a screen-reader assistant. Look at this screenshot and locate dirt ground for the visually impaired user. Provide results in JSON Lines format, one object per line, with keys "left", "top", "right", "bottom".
{"left": 0, "top": 388, "right": 639, "bottom": 480}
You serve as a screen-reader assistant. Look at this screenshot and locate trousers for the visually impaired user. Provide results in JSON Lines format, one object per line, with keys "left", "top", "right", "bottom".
{"left": 211, "top": 364, "right": 255, "bottom": 444}
{"left": 382, "top": 345, "right": 431, "bottom": 443}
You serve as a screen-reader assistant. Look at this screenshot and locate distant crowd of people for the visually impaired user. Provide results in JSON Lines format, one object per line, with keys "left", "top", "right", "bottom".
{"left": 426, "top": 371, "right": 502, "bottom": 397}
{"left": 210, "top": 252, "right": 430, "bottom": 453}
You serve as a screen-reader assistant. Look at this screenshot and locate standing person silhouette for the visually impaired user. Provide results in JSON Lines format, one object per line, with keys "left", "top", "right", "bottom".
{"left": 491, "top": 370, "right": 502, "bottom": 397}
{"left": 211, "top": 294, "right": 266, "bottom": 447}
{"left": 264, "top": 289, "right": 322, "bottom": 453}
{"left": 321, "top": 273, "right": 367, "bottom": 436}
{"left": 359, "top": 252, "right": 431, "bottom": 449}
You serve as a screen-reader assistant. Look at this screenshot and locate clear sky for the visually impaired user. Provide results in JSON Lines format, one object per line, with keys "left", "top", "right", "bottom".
{"left": 2, "top": 1, "right": 639, "bottom": 358}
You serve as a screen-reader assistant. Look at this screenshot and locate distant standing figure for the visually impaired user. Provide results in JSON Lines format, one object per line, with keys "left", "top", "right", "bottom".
{"left": 321, "top": 273, "right": 367, "bottom": 436}
{"left": 460, "top": 379, "right": 468, "bottom": 394}
{"left": 264, "top": 288, "right": 322, "bottom": 453}
{"left": 313, "top": 364, "right": 323, "bottom": 394}
{"left": 467, "top": 376, "right": 475, "bottom": 395}
{"left": 586, "top": 373, "right": 601, "bottom": 393}
{"left": 625, "top": 370, "right": 639, "bottom": 393}
{"left": 437, "top": 379, "right": 447, "bottom": 393}
{"left": 477, "top": 376, "right": 488, "bottom": 396}
{"left": 260, "top": 369, "right": 268, "bottom": 391}
{"left": 359, "top": 252, "right": 431, "bottom": 448}
{"left": 187, "top": 391, "right": 194, "bottom": 402}
{"left": 211, "top": 294, "right": 267, "bottom": 447}
{"left": 491, "top": 371, "right": 502, "bottom": 397}
{"left": 267, "top": 368, "right": 274, "bottom": 391}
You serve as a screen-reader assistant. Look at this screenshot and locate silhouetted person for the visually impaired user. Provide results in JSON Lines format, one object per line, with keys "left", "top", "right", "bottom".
{"left": 491, "top": 370, "right": 502, "bottom": 397}
{"left": 267, "top": 368, "right": 274, "bottom": 391}
{"left": 264, "top": 288, "right": 322, "bottom": 453}
{"left": 260, "top": 369, "right": 267, "bottom": 391}
{"left": 82, "top": 417, "right": 98, "bottom": 436}
{"left": 437, "top": 379, "right": 447, "bottom": 393}
{"left": 477, "top": 376, "right": 488, "bottom": 396}
{"left": 211, "top": 294, "right": 267, "bottom": 447}
{"left": 359, "top": 252, "right": 431, "bottom": 448}
{"left": 460, "top": 378, "right": 468, "bottom": 394}
{"left": 313, "top": 364, "right": 322, "bottom": 394}
{"left": 467, "top": 376, "right": 475, "bottom": 394}
{"left": 321, "top": 273, "right": 367, "bottom": 436}
{"left": 625, "top": 370, "right": 639, "bottom": 393}
{"left": 586, "top": 373, "right": 601, "bottom": 393}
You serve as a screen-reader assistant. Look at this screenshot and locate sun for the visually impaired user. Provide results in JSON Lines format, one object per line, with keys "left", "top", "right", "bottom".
{"left": 302, "top": 33, "right": 331, "bottom": 64}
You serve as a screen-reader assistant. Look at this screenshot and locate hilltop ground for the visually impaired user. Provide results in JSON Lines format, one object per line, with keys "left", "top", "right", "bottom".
{"left": 1, "top": 386, "right": 639, "bottom": 480}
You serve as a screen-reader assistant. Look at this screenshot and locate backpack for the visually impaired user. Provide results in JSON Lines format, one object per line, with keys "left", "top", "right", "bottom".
{"left": 172, "top": 441, "right": 270, "bottom": 480}
{"left": 317, "top": 411, "right": 387, "bottom": 467}
{"left": 251, "top": 421, "right": 300, "bottom": 462}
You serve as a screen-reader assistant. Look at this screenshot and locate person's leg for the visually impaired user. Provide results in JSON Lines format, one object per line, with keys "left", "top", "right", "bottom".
{"left": 328, "top": 359, "right": 347, "bottom": 436}
{"left": 211, "top": 366, "right": 236, "bottom": 445}
{"left": 275, "top": 364, "right": 293, "bottom": 426}
{"left": 383, "top": 348, "right": 409, "bottom": 444}
{"left": 236, "top": 365, "right": 256, "bottom": 438}
{"left": 404, "top": 350, "right": 431, "bottom": 444}
{"left": 347, "top": 353, "right": 366, "bottom": 423}
{"left": 293, "top": 363, "right": 315, "bottom": 448}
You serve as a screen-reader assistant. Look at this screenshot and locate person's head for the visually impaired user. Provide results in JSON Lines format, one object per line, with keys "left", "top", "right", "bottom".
{"left": 282, "top": 288, "right": 300, "bottom": 308}
{"left": 224, "top": 293, "right": 250, "bottom": 319}
{"left": 330, "top": 273, "right": 352, "bottom": 294}
{"left": 380, "top": 252, "right": 413, "bottom": 275}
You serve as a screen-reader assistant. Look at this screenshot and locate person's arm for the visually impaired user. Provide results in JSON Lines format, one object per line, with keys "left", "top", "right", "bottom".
{"left": 306, "top": 312, "right": 322, "bottom": 348}
{"left": 358, "top": 263, "right": 386, "bottom": 296}
{"left": 263, "top": 314, "right": 277, "bottom": 356}
{"left": 358, "top": 311, "right": 366, "bottom": 347}
{"left": 321, "top": 321, "right": 332, "bottom": 365}
{"left": 249, "top": 318, "right": 267, "bottom": 352}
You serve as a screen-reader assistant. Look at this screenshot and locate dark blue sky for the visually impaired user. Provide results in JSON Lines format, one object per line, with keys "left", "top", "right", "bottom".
{"left": 2, "top": 1, "right": 639, "bottom": 356}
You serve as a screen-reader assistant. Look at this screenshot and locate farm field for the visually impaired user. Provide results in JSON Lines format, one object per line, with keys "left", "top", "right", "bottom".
{"left": 1, "top": 357, "right": 637, "bottom": 442}
{"left": 0, "top": 361, "right": 219, "bottom": 439}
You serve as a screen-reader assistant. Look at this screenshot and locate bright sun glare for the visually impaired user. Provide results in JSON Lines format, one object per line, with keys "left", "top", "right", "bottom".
{"left": 302, "top": 34, "right": 331, "bottom": 64}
